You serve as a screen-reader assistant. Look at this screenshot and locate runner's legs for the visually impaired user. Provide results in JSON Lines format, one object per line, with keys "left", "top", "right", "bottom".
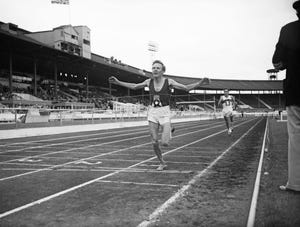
{"left": 161, "top": 121, "right": 171, "bottom": 146}
{"left": 149, "top": 121, "right": 165, "bottom": 164}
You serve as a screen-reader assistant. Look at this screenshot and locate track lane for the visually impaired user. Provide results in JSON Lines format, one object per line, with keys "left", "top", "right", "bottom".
{"left": 0, "top": 118, "right": 259, "bottom": 221}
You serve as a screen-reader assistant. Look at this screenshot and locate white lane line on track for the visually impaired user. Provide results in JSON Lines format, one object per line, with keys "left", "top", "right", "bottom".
{"left": 0, "top": 155, "right": 26, "bottom": 158}
{"left": 0, "top": 121, "right": 221, "bottom": 154}
{"left": 137, "top": 118, "right": 263, "bottom": 227}
{"left": 1, "top": 155, "right": 80, "bottom": 161}
{"left": 6, "top": 156, "right": 209, "bottom": 165}
{"left": 0, "top": 167, "right": 194, "bottom": 174}
{"left": 103, "top": 153, "right": 218, "bottom": 158}
{"left": 246, "top": 118, "right": 269, "bottom": 227}
{"left": 0, "top": 121, "right": 206, "bottom": 147}
{"left": 96, "top": 180, "right": 179, "bottom": 188}
{"left": 0, "top": 121, "right": 230, "bottom": 181}
{"left": 0, "top": 118, "right": 257, "bottom": 219}
{"left": 0, "top": 162, "right": 53, "bottom": 167}
{"left": 104, "top": 152, "right": 222, "bottom": 157}
{"left": 30, "top": 151, "right": 221, "bottom": 158}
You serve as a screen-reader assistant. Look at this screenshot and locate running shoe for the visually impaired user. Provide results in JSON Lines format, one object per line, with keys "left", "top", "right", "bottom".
{"left": 157, "top": 164, "right": 167, "bottom": 171}
{"left": 228, "top": 128, "right": 232, "bottom": 135}
{"left": 279, "top": 185, "right": 299, "bottom": 192}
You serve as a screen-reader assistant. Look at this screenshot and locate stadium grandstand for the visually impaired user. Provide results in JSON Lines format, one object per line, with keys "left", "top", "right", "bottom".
{"left": 0, "top": 21, "right": 284, "bottom": 123}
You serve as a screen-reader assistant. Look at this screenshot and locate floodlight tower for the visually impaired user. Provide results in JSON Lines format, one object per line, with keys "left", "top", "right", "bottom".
{"left": 266, "top": 69, "right": 279, "bottom": 80}
{"left": 148, "top": 41, "right": 158, "bottom": 67}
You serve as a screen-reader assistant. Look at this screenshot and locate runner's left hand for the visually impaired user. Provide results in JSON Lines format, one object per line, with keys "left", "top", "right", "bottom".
{"left": 201, "top": 77, "right": 211, "bottom": 85}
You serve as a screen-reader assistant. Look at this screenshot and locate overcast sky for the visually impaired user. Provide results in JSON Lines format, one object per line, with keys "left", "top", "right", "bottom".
{"left": 0, "top": 0, "right": 297, "bottom": 80}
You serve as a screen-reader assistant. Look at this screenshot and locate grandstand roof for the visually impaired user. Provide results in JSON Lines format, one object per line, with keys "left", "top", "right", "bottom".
{"left": 165, "top": 75, "right": 283, "bottom": 90}
{"left": 0, "top": 21, "right": 283, "bottom": 91}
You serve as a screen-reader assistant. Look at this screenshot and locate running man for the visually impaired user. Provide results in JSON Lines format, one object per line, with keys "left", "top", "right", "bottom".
{"left": 109, "top": 60, "right": 210, "bottom": 170}
{"left": 218, "top": 88, "right": 236, "bottom": 135}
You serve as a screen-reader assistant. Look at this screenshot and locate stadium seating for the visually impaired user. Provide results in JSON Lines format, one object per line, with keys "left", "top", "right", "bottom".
{"left": 260, "top": 94, "right": 284, "bottom": 109}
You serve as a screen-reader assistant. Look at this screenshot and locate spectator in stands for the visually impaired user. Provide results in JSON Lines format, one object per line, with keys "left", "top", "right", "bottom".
{"left": 273, "top": 0, "right": 300, "bottom": 192}
{"left": 109, "top": 60, "right": 210, "bottom": 170}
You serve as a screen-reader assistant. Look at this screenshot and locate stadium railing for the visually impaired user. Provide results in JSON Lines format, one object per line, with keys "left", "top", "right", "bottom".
{"left": 0, "top": 107, "right": 225, "bottom": 128}
{"left": 0, "top": 107, "right": 283, "bottom": 129}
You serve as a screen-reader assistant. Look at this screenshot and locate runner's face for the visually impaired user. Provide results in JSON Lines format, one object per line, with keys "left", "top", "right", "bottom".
{"left": 224, "top": 90, "right": 229, "bottom": 96}
{"left": 152, "top": 63, "right": 164, "bottom": 78}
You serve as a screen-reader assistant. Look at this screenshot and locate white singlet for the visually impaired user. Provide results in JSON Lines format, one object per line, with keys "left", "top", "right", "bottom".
{"left": 220, "top": 95, "right": 235, "bottom": 117}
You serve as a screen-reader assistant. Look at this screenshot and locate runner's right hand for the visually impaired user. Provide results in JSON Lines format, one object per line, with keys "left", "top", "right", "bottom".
{"left": 202, "top": 77, "right": 211, "bottom": 85}
{"left": 109, "top": 76, "right": 119, "bottom": 84}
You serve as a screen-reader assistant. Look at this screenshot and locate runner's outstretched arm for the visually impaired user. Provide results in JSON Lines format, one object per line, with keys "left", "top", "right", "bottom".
{"left": 109, "top": 76, "right": 150, "bottom": 90}
{"left": 218, "top": 97, "right": 222, "bottom": 107}
{"left": 168, "top": 77, "right": 210, "bottom": 92}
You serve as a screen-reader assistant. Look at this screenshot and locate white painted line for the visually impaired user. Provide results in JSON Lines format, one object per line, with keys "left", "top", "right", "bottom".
{"left": 107, "top": 153, "right": 215, "bottom": 158}
{"left": 17, "top": 158, "right": 42, "bottom": 163}
{"left": 137, "top": 118, "right": 263, "bottom": 227}
{"left": 0, "top": 162, "right": 53, "bottom": 167}
{"left": 246, "top": 118, "right": 269, "bottom": 227}
{"left": 165, "top": 154, "right": 220, "bottom": 158}
{"left": 22, "top": 156, "right": 79, "bottom": 161}
{"left": 1, "top": 168, "right": 42, "bottom": 171}
{"left": 89, "top": 167, "right": 194, "bottom": 174}
{"left": 0, "top": 118, "right": 256, "bottom": 218}
{"left": 61, "top": 158, "right": 208, "bottom": 165}
{"left": 142, "top": 160, "right": 208, "bottom": 165}
{"left": 0, "top": 155, "right": 25, "bottom": 159}
{"left": 276, "top": 120, "right": 287, "bottom": 122}
{"left": 0, "top": 120, "right": 231, "bottom": 181}
{"left": 96, "top": 180, "right": 179, "bottom": 188}
{"left": 104, "top": 152, "right": 221, "bottom": 158}
{"left": 73, "top": 160, "right": 102, "bottom": 165}
{"left": 139, "top": 164, "right": 160, "bottom": 167}
{"left": 0, "top": 168, "right": 99, "bottom": 171}
{"left": 0, "top": 167, "right": 194, "bottom": 174}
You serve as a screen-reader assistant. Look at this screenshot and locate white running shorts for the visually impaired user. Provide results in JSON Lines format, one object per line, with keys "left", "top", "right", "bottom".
{"left": 147, "top": 105, "right": 171, "bottom": 125}
{"left": 222, "top": 106, "right": 233, "bottom": 117}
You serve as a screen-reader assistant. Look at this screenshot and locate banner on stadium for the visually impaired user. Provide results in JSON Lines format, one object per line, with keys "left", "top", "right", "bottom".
{"left": 51, "top": 0, "right": 69, "bottom": 4}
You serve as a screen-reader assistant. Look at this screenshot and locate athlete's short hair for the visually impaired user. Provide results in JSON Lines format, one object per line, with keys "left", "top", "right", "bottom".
{"left": 152, "top": 60, "right": 166, "bottom": 72}
{"left": 293, "top": 0, "right": 300, "bottom": 10}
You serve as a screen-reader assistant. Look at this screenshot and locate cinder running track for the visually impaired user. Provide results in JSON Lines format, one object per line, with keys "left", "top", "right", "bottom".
{"left": 0, "top": 117, "right": 265, "bottom": 227}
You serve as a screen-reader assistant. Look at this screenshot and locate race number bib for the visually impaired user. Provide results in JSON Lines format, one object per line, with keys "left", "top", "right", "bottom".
{"left": 152, "top": 95, "right": 162, "bottom": 107}
{"left": 225, "top": 99, "right": 231, "bottom": 106}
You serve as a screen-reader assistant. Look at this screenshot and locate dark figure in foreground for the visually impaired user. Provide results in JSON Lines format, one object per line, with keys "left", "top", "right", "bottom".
{"left": 273, "top": 0, "right": 300, "bottom": 192}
